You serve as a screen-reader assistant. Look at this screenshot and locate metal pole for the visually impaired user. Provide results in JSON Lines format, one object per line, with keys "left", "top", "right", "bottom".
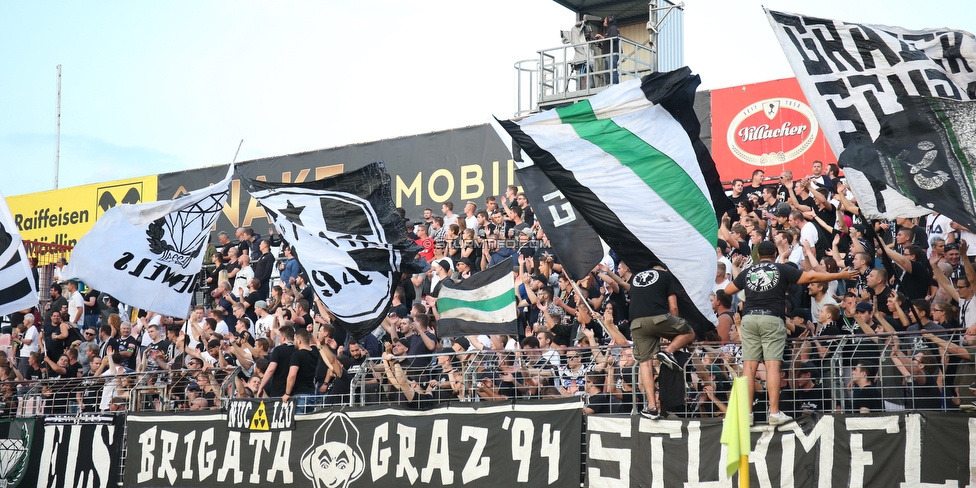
{"left": 54, "top": 64, "right": 61, "bottom": 189}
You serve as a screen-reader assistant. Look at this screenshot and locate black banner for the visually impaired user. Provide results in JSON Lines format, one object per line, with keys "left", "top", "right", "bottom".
{"left": 126, "top": 399, "right": 583, "bottom": 488}
{"left": 226, "top": 398, "right": 295, "bottom": 432}
{"left": 37, "top": 414, "right": 126, "bottom": 488}
{"left": 515, "top": 165, "right": 603, "bottom": 280}
{"left": 586, "top": 412, "right": 976, "bottom": 487}
{"left": 156, "top": 124, "right": 517, "bottom": 238}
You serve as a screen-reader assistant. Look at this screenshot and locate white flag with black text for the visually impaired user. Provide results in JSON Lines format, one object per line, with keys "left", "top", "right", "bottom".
{"left": 767, "top": 9, "right": 976, "bottom": 221}
{"left": 68, "top": 165, "right": 233, "bottom": 317}
{"left": 0, "top": 189, "right": 37, "bottom": 316}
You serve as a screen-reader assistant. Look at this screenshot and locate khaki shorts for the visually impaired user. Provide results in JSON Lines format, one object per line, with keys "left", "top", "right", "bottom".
{"left": 740, "top": 314, "right": 787, "bottom": 362}
{"left": 631, "top": 314, "right": 693, "bottom": 363}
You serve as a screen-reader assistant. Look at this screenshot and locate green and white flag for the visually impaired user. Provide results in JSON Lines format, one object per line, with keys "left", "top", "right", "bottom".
{"left": 499, "top": 68, "right": 731, "bottom": 334}
{"left": 435, "top": 257, "right": 518, "bottom": 337}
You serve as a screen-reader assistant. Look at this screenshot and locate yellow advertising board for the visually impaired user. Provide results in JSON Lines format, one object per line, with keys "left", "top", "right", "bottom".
{"left": 7, "top": 176, "right": 158, "bottom": 247}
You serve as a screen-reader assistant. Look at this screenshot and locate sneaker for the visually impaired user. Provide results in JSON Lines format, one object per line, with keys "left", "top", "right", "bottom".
{"left": 768, "top": 411, "right": 793, "bottom": 426}
{"left": 657, "top": 350, "right": 680, "bottom": 370}
{"left": 640, "top": 407, "right": 660, "bottom": 420}
{"left": 749, "top": 413, "right": 754, "bottom": 426}
{"left": 961, "top": 401, "right": 976, "bottom": 412}
{"left": 969, "top": 381, "right": 976, "bottom": 392}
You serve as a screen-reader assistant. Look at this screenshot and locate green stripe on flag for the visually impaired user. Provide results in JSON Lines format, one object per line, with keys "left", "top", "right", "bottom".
{"left": 437, "top": 289, "right": 516, "bottom": 314}
{"left": 555, "top": 100, "right": 717, "bottom": 244}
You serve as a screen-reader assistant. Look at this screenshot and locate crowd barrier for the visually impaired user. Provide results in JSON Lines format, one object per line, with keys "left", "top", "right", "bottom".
{"left": 1, "top": 330, "right": 974, "bottom": 487}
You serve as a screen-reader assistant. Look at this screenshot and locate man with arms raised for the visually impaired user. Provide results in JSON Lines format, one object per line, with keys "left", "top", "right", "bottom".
{"left": 725, "top": 241, "right": 856, "bottom": 425}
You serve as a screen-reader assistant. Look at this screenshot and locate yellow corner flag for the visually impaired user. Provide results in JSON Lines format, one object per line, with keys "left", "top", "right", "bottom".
{"left": 720, "top": 376, "right": 751, "bottom": 483}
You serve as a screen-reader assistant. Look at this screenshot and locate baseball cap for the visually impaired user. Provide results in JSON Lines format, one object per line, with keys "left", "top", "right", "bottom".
{"left": 855, "top": 301, "right": 873, "bottom": 313}
{"left": 756, "top": 240, "right": 777, "bottom": 256}
{"left": 775, "top": 202, "right": 792, "bottom": 218}
{"left": 786, "top": 308, "right": 811, "bottom": 322}
{"left": 459, "top": 257, "right": 475, "bottom": 268}
{"left": 452, "top": 337, "right": 471, "bottom": 350}
{"left": 255, "top": 300, "right": 268, "bottom": 310}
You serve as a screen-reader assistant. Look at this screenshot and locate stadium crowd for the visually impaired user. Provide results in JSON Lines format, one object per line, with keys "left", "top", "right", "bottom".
{"left": 2, "top": 166, "right": 976, "bottom": 424}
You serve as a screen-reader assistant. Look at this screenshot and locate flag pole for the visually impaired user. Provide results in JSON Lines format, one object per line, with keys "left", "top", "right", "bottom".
{"left": 561, "top": 268, "right": 598, "bottom": 317}
{"left": 739, "top": 456, "right": 749, "bottom": 488}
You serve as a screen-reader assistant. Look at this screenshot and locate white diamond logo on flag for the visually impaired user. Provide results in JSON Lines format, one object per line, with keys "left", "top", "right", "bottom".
{"left": 147, "top": 190, "right": 228, "bottom": 268}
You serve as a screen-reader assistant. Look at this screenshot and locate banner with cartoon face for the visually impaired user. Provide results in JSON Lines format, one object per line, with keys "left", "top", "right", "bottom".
{"left": 125, "top": 399, "right": 583, "bottom": 488}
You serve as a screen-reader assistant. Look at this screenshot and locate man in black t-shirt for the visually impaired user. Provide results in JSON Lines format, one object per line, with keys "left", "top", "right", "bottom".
{"left": 260, "top": 325, "right": 296, "bottom": 398}
{"left": 628, "top": 266, "right": 695, "bottom": 419}
{"left": 725, "top": 241, "right": 856, "bottom": 425}
{"left": 118, "top": 323, "right": 140, "bottom": 371}
{"left": 282, "top": 329, "right": 319, "bottom": 413}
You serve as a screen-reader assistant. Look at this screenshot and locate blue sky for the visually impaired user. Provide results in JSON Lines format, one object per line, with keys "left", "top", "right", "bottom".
{"left": 2, "top": 0, "right": 973, "bottom": 196}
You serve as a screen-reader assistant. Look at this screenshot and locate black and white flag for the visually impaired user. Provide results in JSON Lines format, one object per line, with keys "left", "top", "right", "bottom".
{"left": 767, "top": 9, "right": 976, "bottom": 221}
{"left": 68, "top": 165, "right": 233, "bottom": 317}
{"left": 0, "top": 189, "right": 37, "bottom": 316}
{"left": 840, "top": 97, "right": 976, "bottom": 230}
{"left": 240, "top": 162, "right": 420, "bottom": 340}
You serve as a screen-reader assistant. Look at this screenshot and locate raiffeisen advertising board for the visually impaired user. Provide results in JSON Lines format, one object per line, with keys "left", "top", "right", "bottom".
{"left": 710, "top": 77, "right": 835, "bottom": 182}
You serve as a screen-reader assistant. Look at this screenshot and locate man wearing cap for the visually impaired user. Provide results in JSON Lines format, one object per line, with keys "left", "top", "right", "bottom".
{"left": 457, "top": 257, "right": 476, "bottom": 279}
{"left": 254, "top": 300, "right": 276, "bottom": 340}
{"left": 725, "top": 240, "right": 857, "bottom": 425}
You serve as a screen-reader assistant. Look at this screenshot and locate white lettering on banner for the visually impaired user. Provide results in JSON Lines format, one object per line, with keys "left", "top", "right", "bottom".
{"left": 541, "top": 423, "right": 561, "bottom": 484}
{"left": 217, "top": 431, "right": 244, "bottom": 483}
{"left": 421, "top": 419, "right": 455, "bottom": 485}
{"left": 39, "top": 424, "right": 116, "bottom": 488}
{"left": 845, "top": 416, "right": 900, "bottom": 488}
{"left": 751, "top": 429, "right": 775, "bottom": 488}
{"left": 901, "top": 414, "right": 954, "bottom": 488}
{"left": 227, "top": 401, "right": 253, "bottom": 430}
{"left": 396, "top": 423, "right": 419, "bottom": 483}
{"left": 139, "top": 426, "right": 293, "bottom": 485}
{"left": 684, "top": 421, "right": 725, "bottom": 488}
{"left": 460, "top": 426, "right": 490, "bottom": 484}
{"left": 270, "top": 401, "right": 294, "bottom": 430}
{"left": 198, "top": 428, "right": 217, "bottom": 481}
{"left": 586, "top": 416, "right": 631, "bottom": 488}
{"left": 159, "top": 429, "right": 180, "bottom": 484}
{"left": 542, "top": 190, "right": 577, "bottom": 227}
{"left": 371, "top": 422, "right": 391, "bottom": 481}
{"left": 504, "top": 416, "right": 535, "bottom": 482}
{"left": 248, "top": 433, "right": 272, "bottom": 484}
{"left": 638, "top": 418, "right": 683, "bottom": 488}
{"left": 779, "top": 416, "right": 835, "bottom": 488}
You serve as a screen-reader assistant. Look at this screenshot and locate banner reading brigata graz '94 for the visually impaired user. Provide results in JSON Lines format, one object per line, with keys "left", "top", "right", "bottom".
{"left": 156, "top": 125, "right": 518, "bottom": 238}
{"left": 126, "top": 399, "right": 582, "bottom": 488}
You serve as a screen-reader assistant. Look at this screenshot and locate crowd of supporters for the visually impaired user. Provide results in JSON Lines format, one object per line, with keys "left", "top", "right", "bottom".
{"left": 3, "top": 165, "right": 976, "bottom": 421}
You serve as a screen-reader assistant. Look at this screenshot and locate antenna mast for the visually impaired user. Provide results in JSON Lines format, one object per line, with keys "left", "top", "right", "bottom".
{"left": 54, "top": 64, "right": 62, "bottom": 189}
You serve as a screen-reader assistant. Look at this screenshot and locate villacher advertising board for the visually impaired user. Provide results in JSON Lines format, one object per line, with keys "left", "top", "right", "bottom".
{"left": 710, "top": 77, "right": 835, "bottom": 183}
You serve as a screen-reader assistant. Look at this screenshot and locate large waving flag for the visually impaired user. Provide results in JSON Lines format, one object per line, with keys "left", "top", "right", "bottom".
{"left": 767, "top": 9, "right": 976, "bottom": 222}
{"left": 0, "top": 189, "right": 37, "bottom": 316}
{"left": 69, "top": 165, "right": 233, "bottom": 317}
{"left": 839, "top": 97, "right": 976, "bottom": 230}
{"left": 499, "top": 67, "right": 731, "bottom": 333}
{"left": 240, "top": 162, "right": 420, "bottom": 340}
{"left": 435, "top": 256, "right": 518, "bottom": 337}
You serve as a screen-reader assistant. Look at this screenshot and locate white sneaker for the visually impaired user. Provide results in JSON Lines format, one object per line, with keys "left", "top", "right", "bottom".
{"left": 768, "top": 411, "right": 792, "bottom": 426}
{"left": 749, "top": 413, "right": 754, "bottom": 426}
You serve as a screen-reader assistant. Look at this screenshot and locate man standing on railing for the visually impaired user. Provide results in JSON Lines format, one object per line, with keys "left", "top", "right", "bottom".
{"left": 725, "top": 241, "right": 857, "bottom": 425}
{"left": 629, "top": 265, "right": 696, "bottom": 420}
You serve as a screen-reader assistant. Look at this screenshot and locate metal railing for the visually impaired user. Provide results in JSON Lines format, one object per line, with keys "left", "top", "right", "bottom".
{"left": 515, "top": 36, "right": 656, "bottom": 116}
{"left": 3, "top": 329, "right": 972, "bottom": 417}
{"left": 6, "top": 367, "right": 240, "bottom": 416}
